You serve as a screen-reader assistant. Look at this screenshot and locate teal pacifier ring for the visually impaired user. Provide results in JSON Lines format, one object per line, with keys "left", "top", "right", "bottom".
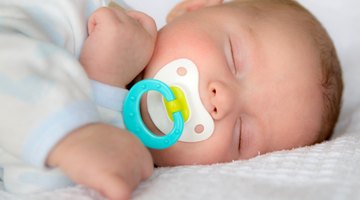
{"left": 123, "top": 79, "right": 184, "bottom": 149}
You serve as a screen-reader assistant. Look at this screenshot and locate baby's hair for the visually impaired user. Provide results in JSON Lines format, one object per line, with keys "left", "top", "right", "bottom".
{"left": 297, "top": 4, "right": 344, "bottom": 142}
{"left": 239, "top": 0, "right": 344, "bottom": 142}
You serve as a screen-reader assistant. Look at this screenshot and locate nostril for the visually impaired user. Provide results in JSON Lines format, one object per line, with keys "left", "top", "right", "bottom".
{"left": 212, "top": 88, "right": 216, "bottom": 95}
{"left": 211, "top": 106, "right": 220, "bottom": 119}
{"left": 213, "top": 107, "right": 218, "bottom": 114}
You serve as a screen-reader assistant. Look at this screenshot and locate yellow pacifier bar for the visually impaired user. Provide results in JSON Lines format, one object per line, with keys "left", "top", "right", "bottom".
{"left": 164, "top": 86, "right": 190, "bottom": 122}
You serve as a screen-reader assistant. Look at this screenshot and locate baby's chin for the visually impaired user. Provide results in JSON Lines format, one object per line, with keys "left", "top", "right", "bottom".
{"left": 149, "top": 141, "right": 234, "bottom": 166}
{"left": 143, "top": 61, "right": 160, "bottom": 79}
{"left": 149, "top": 149, "right": 177, "bottom": 167}
{"left": 149, "top": 146, "right": 197, "bottom": 167}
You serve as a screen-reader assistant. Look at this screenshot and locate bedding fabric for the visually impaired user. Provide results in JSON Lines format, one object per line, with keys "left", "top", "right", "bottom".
{"left": 1, "top": 0, "right": 360, "bottom": 199}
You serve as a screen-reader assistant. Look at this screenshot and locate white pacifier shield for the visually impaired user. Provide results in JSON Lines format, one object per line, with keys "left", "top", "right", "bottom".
{"left": 147, "top": 58, "right": 215, "bottom": 142}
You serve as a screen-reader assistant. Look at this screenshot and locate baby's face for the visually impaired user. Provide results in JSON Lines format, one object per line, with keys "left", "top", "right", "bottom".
{"left": 141, "top": 3, "right": 323, "bottom": 166}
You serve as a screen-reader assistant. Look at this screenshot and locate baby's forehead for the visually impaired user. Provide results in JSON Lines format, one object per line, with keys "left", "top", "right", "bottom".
{"left": 225, "top": 0, "right": 308, "bottom": 21}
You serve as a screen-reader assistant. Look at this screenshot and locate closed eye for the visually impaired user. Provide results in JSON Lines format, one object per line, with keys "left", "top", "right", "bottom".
{"left": 228, "top": 37, "right": 237, "bottom": 75}
{"left": 238, "top": 118, "right": 242, "bottom": 152}
{"left": 233, "top": 118, "right": 242, "bottom": 153}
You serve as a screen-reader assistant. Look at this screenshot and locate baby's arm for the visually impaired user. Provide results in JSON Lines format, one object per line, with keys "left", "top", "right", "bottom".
{"left": 80, "top": 7, "right": 157, "bottom": 88}
{"left": 47, "top": 123, "right": 153, "bottom": 200}
{"left": 50, "top": 7, "right": 157, "bottom": 199}
{"left": 0, "top": 2, "right": 153, "bottom": 199}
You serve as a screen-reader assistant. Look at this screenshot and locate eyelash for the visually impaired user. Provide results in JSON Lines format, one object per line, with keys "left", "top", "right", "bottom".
{"left": 228, "top": 38, "right": 237, "bottom": 75}
{"left": 237, "top": 117, "right": 242, "bottom": 152}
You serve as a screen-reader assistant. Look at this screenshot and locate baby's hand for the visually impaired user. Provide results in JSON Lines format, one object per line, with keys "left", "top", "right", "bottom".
{"left": 47, "top": 123, "right": 153, "bottom": 200}
{"left": 80, "top": 7, "right": 157, "bottom": 88}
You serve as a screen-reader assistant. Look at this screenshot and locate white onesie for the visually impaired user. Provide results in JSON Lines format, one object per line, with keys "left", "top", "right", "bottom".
{"left": 0, "top": 0, "right": 130, "bottom": 193}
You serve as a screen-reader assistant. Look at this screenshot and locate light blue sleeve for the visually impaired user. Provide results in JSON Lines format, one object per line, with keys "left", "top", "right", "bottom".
{"left": 91, "top": 80, "right": 128, "bottom": 129}
{"left": 0, "top": 0, "right": 104, "bottom": 167}
{"left": 23, "top": 101, "right": 102, "bottom": 167}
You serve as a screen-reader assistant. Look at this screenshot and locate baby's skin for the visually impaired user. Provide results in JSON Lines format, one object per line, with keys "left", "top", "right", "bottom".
{"left": 48, "top": 0, "right": 329, "bottom": 199}
{"left": 47, "top": 7, "right": 157, "bottom": 200}
{"left": 143, "top": 0, "right": 324, "bottom": 165}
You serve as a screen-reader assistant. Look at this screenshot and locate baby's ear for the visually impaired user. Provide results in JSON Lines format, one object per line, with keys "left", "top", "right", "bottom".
{"left": 167, "top": 0, "right": 223, "bottom": 23}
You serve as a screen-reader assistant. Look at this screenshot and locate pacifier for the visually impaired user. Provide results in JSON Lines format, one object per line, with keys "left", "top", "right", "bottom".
{"left": 123, "top": 79, "right": 184, "bottom": 149}
{"left": 123, "top": 59, "right": 214, "bottom": 149}
{"left": 147, "top": 59, "right": 214, "bottom": 142}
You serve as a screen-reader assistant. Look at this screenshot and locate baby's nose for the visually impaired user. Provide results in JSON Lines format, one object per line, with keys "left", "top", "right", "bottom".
{"left": 208, "top": 81, "right": 234, "bottom": 120}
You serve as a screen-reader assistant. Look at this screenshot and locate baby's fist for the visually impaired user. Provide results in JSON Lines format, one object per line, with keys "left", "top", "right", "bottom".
{"left": 47, "top": 123, "right": 153, "bottom": 200}
{"left": 80, "top": 7, "right": 157, "bottom": 88}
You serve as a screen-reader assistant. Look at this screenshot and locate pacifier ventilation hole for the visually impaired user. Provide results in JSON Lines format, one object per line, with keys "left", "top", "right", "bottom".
{"left": 194, "top": 124, "right": 204, "bottom": 134}
{"left": 176, "top": 67, "right": 187, "bottom": 76}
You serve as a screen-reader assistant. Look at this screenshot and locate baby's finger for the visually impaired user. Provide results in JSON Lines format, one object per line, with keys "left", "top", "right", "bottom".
{"left": 108, "top": 1, "right": 126, "bottom": 12}
{"left": 126, "top": 10, "right": 157, "bottom": 39}
{"left": 90, "top": 7, "right": 127, "bottom": 29}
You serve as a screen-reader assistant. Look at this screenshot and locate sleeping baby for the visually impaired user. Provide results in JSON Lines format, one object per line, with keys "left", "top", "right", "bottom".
{"left": 81, "top": 0, "right": 344, "bottom": 194}
{"left": 141, "top": 0, "right": 344, "bottom": 166}
{"left": 0, "top": 0, "right": 343, "bottom": 199}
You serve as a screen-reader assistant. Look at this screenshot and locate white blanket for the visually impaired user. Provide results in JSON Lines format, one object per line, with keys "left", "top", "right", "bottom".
{"left": 1, "top": 0, "right": 360, "bottom": 199}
